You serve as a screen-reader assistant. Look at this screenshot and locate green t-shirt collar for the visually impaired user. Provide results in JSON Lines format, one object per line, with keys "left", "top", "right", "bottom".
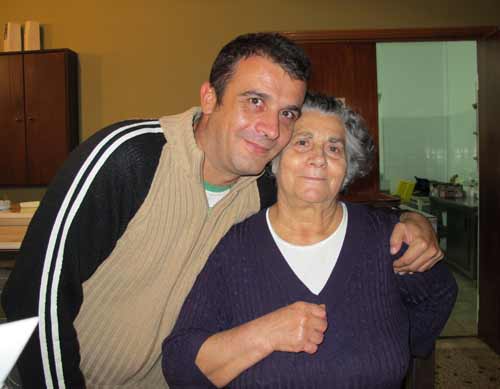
{"left": 204, "top": 181, "right": 232, "bottom": 193}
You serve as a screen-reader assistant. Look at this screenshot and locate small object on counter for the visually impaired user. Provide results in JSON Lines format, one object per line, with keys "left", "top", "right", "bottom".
{"left": 439, "top": 184, "right": 464, "bottom": 199}
{"left": 430, "top": 182, "right": 465, "bottom": 199}
{"left": 449, "top": 174, "right": 459, "bottom": 184}
{"left": 19, "top": 201, "right": 40, "bottom": 209}
{"left": 3, "top": 22, "right": 22, "bottom": 51}
{"left": 24, "top": 21, "right": 41, "bottom": 50}
{"left": 0, "top": 200, "right": 11, "bottom": 211}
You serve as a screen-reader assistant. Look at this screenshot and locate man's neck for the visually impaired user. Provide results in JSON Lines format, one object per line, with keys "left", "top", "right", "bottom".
{"left": 203, "top": 164, "right": 239, "bottom": 186}
{"left": 194, "top": 114, "right": 239, "bottom": 186}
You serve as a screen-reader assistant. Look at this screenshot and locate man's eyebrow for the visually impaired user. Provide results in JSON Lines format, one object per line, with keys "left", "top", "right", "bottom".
{"left": 240, "top": 91, "right": 301, "bottom": 116}
{"left": 285, "top": 105, "right": 302, "bottom": 116}
{"left": 240, "top": 90, "right": 269, "bottom": 99}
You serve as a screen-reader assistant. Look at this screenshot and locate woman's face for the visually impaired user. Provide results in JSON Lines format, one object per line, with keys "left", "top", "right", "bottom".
{"left": 276, "top": 110, "right": 347, "bottom": 206}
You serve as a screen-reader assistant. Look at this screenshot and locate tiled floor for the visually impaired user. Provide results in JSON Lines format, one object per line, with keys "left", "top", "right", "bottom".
{"left": 436, "top": 337, "right": 500, "bottom": 388}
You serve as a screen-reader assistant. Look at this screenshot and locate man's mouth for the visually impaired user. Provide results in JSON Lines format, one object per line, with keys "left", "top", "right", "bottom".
{"left": 244, "top": 139, "right": 272, "bottom": 155}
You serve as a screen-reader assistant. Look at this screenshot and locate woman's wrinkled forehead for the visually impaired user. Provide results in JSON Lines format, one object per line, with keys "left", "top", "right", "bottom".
{"left": 292, "top": 109, "right": 345, "bottom": 139}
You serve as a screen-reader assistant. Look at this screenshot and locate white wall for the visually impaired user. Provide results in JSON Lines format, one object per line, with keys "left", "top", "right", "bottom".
{"left": 377, "top": 41, "right": 477, "bottom": 193}
{"left": 446, "top": 41, "right": 478, "bottom": 183}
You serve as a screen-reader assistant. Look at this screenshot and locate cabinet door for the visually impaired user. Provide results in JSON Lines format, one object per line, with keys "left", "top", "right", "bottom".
{"left": 0, "top": 54, "right": 27, "bottom": 185}
{"left": 24, "top": 52, "right": 70, "bottom": 185}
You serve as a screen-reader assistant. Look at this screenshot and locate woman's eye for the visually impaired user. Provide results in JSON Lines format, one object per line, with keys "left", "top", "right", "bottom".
{"left": 296, "top": 139, "right": 308, "bottom": 146}
{"left": 327, "top": 144, "right": 343, "bottom": 155}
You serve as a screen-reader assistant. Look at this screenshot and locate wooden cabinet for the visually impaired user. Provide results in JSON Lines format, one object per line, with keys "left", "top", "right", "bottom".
{"left": 0, "top": 49, "right": 78, "bottom": 185}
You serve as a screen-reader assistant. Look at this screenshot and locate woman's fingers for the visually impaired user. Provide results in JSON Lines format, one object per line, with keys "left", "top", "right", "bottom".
{"left": 266, "top": 301, "right": 328, "bottom": 354}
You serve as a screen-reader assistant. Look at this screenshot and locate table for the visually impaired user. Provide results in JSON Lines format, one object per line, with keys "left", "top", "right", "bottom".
{"left": 429, "top": 196, "right": 478, "bottom": 280}
{"left": 0, "top": 206, "right": 35, "bottom": 261}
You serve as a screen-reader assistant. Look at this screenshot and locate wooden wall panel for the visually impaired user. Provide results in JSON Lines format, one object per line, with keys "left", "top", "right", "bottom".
{"left": 477, "top": 36, "right": 500, "bottom": 354}
{"left": 298, "top": 42, "right": 380, "bottom": 196}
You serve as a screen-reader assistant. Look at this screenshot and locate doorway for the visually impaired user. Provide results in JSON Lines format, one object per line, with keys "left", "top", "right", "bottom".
{"left": 377, "top": 40, "right": 479, "bottom": 337}
{"left": 285, "top": 26, "right": 500, "bottom": 353}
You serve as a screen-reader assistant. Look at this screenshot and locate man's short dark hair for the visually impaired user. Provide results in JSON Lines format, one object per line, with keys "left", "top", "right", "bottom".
{"left": 209, "top": 32, "right": 311, "bottom": 103}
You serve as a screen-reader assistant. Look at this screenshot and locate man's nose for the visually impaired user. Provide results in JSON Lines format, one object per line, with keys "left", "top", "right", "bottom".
{"left": 256, "top": 111, "right": 279, "bottom": 140}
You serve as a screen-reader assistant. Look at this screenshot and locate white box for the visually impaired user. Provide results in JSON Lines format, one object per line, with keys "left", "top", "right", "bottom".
{"left": 24, "top": 21, "right": 41, "bottom": 50}
{"left": 3, "top": 22, "right": 22, "bottom": 52}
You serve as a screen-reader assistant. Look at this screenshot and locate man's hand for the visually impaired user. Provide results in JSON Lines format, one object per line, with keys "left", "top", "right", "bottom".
{"left": 391, "top": 212, "right": 444, "bottom": 274}
{"left": 263, "top": 301, "right": 328, "bottom": 354}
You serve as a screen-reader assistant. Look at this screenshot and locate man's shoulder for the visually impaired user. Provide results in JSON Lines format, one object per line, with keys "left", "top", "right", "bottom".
{"left": 85, "top": 119, "right": 166, "bottom": 152}
{"left": 71, "top": 119, "right": 166, "bottom": 170}
{"left": 45, "top": 119, "right": 167, "bottom": 202}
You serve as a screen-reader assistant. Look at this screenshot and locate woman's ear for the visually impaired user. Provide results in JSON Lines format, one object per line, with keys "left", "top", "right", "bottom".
{"left": 200, "top": 82, "right": 217, "bottom": 114}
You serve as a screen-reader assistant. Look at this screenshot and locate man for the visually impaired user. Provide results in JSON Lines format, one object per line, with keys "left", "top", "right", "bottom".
{"left": 2, "top": 33, "right": 442, "bottom": 388}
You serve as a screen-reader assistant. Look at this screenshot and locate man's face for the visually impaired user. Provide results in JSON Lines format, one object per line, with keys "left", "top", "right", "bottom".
{"left": 202, "top": 56, "right": 307, "bottom": 181}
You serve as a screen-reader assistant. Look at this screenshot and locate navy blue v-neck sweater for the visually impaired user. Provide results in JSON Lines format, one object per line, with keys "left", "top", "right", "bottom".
{"left": 163, "top": 203, "right": 457, "bottom": 388}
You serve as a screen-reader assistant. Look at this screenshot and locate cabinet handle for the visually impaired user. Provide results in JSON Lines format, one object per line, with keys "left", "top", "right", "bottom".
{"left": 28, "top": 117, "right": 35, "bottom": 121}
{"left": 15, "top": 117, "right": 23, "bottom": 122}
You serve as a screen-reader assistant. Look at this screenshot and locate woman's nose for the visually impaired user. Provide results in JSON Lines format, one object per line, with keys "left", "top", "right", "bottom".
{"left": 309, "top": 146, "right": 327, "bottom": 167}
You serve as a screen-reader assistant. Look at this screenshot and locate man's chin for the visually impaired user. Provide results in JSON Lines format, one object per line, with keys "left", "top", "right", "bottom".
{"left": 234, "top": 162, "right": 268, "bottom": 177}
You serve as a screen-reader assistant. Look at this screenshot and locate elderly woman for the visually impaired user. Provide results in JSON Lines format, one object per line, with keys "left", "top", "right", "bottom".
{"left": 162, "top": 92, "right": 457, "bottom": 388}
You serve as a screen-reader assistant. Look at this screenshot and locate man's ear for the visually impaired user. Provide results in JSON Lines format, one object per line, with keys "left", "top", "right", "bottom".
{"left": 200, "top": 82, "right": 217, "bottom": 114}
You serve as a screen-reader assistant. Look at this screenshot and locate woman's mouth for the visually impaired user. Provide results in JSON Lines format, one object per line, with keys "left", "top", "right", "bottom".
{"left": 302, "top": 176, "right": 326, "bottom": 181}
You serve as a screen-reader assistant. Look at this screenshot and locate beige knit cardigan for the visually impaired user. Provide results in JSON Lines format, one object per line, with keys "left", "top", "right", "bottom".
{"left": 74, "top": 108, "right": 261, "bottom": 388}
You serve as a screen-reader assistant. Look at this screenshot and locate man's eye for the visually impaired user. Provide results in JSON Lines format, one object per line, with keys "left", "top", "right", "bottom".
{"left": 249, "top": 97, "right": 263, "bottom": 106}
{"left": 296, "top": 139, "right": 308, "bottom": 146}
{"left": 281, "top": 110, "right": 297, "bottom": 121}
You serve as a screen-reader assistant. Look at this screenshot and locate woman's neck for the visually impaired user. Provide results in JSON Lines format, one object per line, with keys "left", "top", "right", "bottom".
{"left": 268, "top": 198, "right": 343, "bottom": 245}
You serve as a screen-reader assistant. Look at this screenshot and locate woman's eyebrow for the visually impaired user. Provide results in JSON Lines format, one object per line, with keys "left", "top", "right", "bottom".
{"left": 293, "top": 131, "right": 313, "bottom": 138}
{"left": 328, "top": 136, "right": 345, "bottom": 144}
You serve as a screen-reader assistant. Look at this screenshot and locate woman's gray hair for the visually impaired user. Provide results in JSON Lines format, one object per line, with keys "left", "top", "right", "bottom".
{"left": 272, "top": 91, "right": 375, "bottom": 190}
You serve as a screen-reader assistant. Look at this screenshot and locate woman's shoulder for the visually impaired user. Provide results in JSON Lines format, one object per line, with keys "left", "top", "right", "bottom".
{"left": 225, "top": 208, "right": 268, "bottom": 239}
{"left": 209, "top": 208, "right": 269, "bottom": 263}
{"left": 344, "top": 202, "right": 399, "bottom": 231}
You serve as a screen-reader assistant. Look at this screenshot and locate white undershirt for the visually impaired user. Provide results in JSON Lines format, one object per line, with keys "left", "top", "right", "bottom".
{"left": 205, "top": 189, "right": 230, "bottom": 208}
{"left": 266, "top": 202, "right": 348, "bottom": 295}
